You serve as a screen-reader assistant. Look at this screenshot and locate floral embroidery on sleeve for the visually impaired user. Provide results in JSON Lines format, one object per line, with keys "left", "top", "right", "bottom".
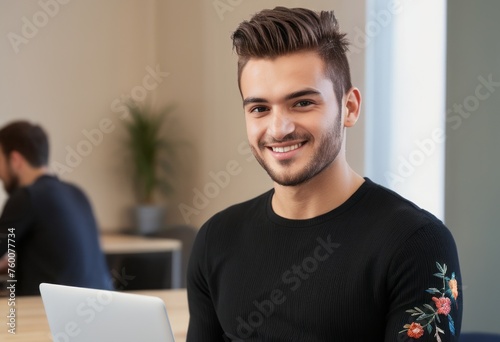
{"left": 399, "top": 262, "right": 459, "bottom": 341}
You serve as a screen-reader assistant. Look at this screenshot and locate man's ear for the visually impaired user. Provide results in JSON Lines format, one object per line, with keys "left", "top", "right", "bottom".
{"left": 343, "top": 87, "right": 362, "bottom": 128}
{"left": 8, "top": 151, "right": 25, "bottom": 171}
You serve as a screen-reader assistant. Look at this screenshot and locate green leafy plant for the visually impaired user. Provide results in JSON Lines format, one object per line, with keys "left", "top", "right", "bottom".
{"left": 122, "top": 101, "right": 177, "bottom": 204}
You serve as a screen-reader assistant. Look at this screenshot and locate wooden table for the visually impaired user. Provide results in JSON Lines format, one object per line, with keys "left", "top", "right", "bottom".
{"left": 0, "top": 289, "right": 189, "bottom": 341}
{"left": 100, "top": 233, "right": 182, "bottom": 254}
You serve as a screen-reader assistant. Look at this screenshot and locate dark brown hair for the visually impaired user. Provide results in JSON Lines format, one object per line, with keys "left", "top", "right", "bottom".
{"left": 232, "top": 7, "right": 352, "bottom": 104}
{"left": 0, "top": 121, "right": 49, "bottom": 167}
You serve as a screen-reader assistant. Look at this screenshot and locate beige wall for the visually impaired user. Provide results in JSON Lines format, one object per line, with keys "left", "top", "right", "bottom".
{"left": 0, "top": 0, "right": 366, "bottom": 231}
{"left": 1, "top": 0, "right": 161, "bottom": 231}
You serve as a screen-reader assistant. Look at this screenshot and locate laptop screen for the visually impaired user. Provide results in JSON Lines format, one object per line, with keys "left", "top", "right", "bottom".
{"left": 40, "top": 283, "right": 176, "bottom": 342}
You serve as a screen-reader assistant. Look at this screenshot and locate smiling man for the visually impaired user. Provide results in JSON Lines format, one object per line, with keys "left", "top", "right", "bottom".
{"left": 187, "top": 7, "right": 462, "bottom": 342}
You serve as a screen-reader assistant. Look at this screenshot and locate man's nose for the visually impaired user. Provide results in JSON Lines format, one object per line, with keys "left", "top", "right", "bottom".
{"left": 267, "top": 110, "right": 295, "bottom": 140}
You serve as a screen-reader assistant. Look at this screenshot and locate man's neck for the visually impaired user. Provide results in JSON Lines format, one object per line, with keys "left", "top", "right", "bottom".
{"left": 271, "top": 160, "right": 364, "bottom": 220}
{"left": 19, "top": 167, "right": 49, "bottom": 187}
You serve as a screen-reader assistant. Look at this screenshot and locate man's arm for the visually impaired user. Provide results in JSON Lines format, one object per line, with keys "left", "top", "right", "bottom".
{"left": 385, "top": 222, "right": 463, "bottom": 342}
{"left": 186, "top": 223, "right": 225, "bottom": 341}
{"left": 0, "top": 189, "right": 32, "bottom": 257}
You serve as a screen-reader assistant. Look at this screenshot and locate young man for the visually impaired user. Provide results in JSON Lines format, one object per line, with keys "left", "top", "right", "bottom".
{"left": 187, "top": 7, "right": 462, "bottom": 341}
{"left": 0, "top": 121, "right": 112, "bottom": 295}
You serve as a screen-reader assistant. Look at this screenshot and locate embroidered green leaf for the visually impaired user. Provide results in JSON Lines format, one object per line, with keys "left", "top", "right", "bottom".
{"left": 436, "top": 326, "right": 445, "bottom": 334}
{"left": 417, "top": 313, "right": 435, "bottom": 321}
{"left": 406, "top": 309, "right": 418, "bottom": 314}
{"left": 426, "top": 324, "right": 433, "bottom": 334}
{"left": 434, "top": 272, "right": 445, "bottom": 279}
{"left": 426, "top": 288, "right": 441, "bottom": 294}
{"left": 424, "top": 304, "right": 436, "bottom": 312}
{"left": 449, "top": 314, "right": 456, "bottom": 336}
{"left": 436, "top": 262, "right": 445, "bottom": 274}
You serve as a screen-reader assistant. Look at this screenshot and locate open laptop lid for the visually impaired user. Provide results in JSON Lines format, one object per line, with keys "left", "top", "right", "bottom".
{"left": 40, "top": 283, "right": 175, "bottom": 342}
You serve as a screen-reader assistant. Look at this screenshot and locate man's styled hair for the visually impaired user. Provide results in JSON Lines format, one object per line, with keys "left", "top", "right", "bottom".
{"left": 0, "top": 121, "right": 49, "bottom": 167}
{"left": 232, "top": 7, "right": 352, "bottom": 105}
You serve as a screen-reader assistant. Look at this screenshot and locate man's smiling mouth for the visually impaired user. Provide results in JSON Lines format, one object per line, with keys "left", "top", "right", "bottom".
{"left": 270, "top": 142, "right": 303, "bottom": 153}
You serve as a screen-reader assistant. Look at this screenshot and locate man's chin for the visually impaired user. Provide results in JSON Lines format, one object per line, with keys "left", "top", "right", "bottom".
{"left": 267, "top": 167, "right": 314, "bottom": 187}
{"left": 271, "top": 174, "right": 313, "bottom": 187}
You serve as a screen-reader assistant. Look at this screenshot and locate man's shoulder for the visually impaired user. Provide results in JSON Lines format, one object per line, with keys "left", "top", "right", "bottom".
{"left": 26, "top": 175, "right": 91, "bottom": 212}
{"left": 29, "top": 175, "right": 85, "bottom": 196}
{"left": 30, "top": 174, "right": 71, "bottom": 188}
{"left": 361, "top": 179, "right": 447, "bottom": 236}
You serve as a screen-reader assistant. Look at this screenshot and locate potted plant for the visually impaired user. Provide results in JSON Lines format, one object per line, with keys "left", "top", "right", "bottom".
{"left": 122, "top": 101, "right": 177, "bottom": 235}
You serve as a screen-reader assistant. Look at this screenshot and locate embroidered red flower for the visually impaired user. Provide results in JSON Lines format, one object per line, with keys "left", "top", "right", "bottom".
{"left": 407, "top": 322, "right": 424, "bottom": 339}
{"left": 449, "top": 278, "right": 458, "bottom": 300}
{"left": 432, "top": 296, "right": 451, "bottom": 316}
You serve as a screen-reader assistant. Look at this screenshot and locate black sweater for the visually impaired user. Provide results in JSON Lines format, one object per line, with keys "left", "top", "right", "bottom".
{"left": 187, "top": 178, "right": 462, "bottom": 341}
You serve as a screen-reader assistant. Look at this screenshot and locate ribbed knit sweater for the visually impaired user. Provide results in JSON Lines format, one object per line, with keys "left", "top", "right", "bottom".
{"left": 187, "top": 178, "right": 462, "bottom": 341}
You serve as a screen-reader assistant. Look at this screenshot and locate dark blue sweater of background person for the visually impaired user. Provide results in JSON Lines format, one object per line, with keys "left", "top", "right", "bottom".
{"left": 0, "top": 175, "right": 112, "bottom": 295}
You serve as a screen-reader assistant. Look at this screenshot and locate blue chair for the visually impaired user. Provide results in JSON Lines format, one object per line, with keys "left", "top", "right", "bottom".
{"left": 461, "top": 333, "right": 500, "bottom": 342}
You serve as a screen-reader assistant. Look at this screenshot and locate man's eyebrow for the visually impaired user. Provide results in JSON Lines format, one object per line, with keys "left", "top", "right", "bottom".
{"left": 243, "top": 97, "right": 268, "bottom": 107}
{"left": 243, "top": 89, "right": 321, "bottom": 107}
{"left": 284, "top": 89, "right": 321, "bottom": 101}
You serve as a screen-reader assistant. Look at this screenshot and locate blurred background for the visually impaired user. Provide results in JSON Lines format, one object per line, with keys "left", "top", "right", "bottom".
{"left": 0, "top": 0, "right": 498, "bottom": 334}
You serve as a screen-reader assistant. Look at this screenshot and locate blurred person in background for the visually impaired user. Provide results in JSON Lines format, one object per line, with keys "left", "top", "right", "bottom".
{"left": 0, "top": 120, "right": 112, "bottom": 295}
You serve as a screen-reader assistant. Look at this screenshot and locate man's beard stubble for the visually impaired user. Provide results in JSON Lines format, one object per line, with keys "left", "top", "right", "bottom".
{"left": 250, "top": 117, "right": 343, "bottom": 187}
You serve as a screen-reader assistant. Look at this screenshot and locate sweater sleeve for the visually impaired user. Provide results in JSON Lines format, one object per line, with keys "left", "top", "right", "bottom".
{"left": 186, "top": 221, "right": 225, "bottom": 341}
{"left": 385, "top": 222, "right": 463, "bottom": 342}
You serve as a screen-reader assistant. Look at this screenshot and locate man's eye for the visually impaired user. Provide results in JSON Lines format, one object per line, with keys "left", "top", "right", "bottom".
{"left": 294, "top": 100, "right": 313, "bottom": 107}
{"left": 250, "top": 106, "right": 268, "bottom": 113}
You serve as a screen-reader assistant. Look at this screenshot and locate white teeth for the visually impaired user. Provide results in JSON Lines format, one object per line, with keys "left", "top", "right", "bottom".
{"left": 271, "top": 143, "right": 302, "bottom": 153}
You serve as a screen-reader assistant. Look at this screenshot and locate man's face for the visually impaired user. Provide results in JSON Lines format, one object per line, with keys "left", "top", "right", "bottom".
{"left": 0, "top": 148, "right": 19, "bottom": 195}
{"left": 240, "top": 50, "right": 345, "bottom": 186}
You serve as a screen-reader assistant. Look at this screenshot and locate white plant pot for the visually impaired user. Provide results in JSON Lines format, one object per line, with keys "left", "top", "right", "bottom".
{"left": 134, "top": 205, "right": 165, "bottom": 235}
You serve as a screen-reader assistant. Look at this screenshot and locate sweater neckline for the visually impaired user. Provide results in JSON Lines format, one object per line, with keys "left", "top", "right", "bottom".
{"left": 266, "top": 177, "right": 375, "bottom": 228}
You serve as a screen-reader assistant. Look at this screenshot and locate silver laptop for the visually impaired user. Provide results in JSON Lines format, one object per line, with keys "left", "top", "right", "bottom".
{"left": 40, "top": 283, "right": 176, "bottom": 342}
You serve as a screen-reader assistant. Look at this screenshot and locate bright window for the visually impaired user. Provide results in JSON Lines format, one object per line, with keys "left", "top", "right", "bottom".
{"left": 364, "top": 0, "right": 447, "bottom": 219}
